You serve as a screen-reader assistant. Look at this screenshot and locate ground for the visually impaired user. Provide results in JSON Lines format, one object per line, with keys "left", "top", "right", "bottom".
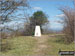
{"left": 0, "top": 34, "right": 74, "bottom": 56}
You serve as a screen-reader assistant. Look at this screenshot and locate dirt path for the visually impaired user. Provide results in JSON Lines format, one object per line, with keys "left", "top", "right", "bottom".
{"left": 33, "top": 35, "right": 49, "bottom": 55}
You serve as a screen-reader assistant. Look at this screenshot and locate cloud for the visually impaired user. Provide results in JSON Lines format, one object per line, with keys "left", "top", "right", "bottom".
{"left": 50, "top": 19, "right": 64, "bottom": 30}
{"left": 50, "top": 19, "right": 64, "bottom": 24}
{"left": 51, "top": 20, "right": 64, "bottom": 24}
{"left": 33, "top": 7, "right": 42, "bottom": 10}
{"left": 50, "top": 23, "right": 63, "bottom": 30}
{"left": 55, "top": 14, "right": 65, "bottom": 18}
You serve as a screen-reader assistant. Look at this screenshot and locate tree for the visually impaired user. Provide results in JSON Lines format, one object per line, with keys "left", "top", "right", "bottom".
{"left": 30, "top": 11, "right": 48, "bottom": 26}
{"left": 25, "top": 11, "right": 48, "bottom": 35}
{"left": 60, "top": 2, "right": 75, "bottom": 44}
{"left": 0, "top": 0, "right": 29, "bottom": 38}
{"left": 0, "top": 0, "right": 28, "bottom": 23}
{"left": 0, "top": 0, "right": 29, "bottom": 52}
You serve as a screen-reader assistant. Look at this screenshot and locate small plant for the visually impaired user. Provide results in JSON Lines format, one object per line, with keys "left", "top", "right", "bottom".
{"left": 0, "top": 39, "right": 12, "bottom": 52}
{"left": 32, "top": 32, "right": 34, "bottom": 36}
{"left": 63, "top": 35, "right": 74, "bottom": 44}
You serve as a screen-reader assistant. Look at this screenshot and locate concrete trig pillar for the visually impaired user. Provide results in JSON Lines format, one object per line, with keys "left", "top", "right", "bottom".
{"left": 34, "top": 25, "right": 41, "bottom": 37}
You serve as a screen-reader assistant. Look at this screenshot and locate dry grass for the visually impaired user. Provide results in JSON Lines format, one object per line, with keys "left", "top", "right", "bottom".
{"left": 0, "top": 34, "right": 74, "bottom": 56}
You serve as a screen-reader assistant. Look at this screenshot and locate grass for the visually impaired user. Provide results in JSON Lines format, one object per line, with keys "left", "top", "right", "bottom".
{"left": 44, "top": 35, "right": 75, "bottom": 56}
{"left": 0, "top": 35, "right": 74, "bottom": 56}
{"left": 0, "top": 36, "right": 37, "bottom": 56}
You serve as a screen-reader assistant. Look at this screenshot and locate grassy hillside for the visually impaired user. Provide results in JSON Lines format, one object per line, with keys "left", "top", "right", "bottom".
{"left": 0, "top": 35, "right": 74, "bottom": 56}
{"left": 0, "top": 36, "right": 37, "bottom": 56}
{"left": 44, "top": 36, "right": 74, "bottom": 55}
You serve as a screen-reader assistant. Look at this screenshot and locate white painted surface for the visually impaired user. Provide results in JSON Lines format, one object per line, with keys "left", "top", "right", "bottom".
{"left": 34, "top": 25, "right": 41, "bottom": 37}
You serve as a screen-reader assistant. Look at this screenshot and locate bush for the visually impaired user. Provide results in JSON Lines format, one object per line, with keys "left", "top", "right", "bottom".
{"left": 0, "top": 39, "right": 12, "bottom": 52}
{"left": 0, "top": 32, "right": 8, "bottom": 39}
{"left": 63, "top": 35, "right": 74, "bottom": 44}
{"left": 60, "top": 6, "right": 75, "bottom": 44}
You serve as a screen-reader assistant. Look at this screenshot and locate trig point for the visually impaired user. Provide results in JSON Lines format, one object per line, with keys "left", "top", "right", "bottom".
{"left": 34, "top": 25, "right": 41, "bottom": 37}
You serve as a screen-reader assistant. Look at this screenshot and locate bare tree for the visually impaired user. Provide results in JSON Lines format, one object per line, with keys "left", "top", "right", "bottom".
{"left": 0, "top": 0, "right": 29, "bottom": 52}
{"left": 0, "top": 0, "right": 29, "bottom": 37}
{"left": 60, "top": 3, "right": 75, "bottom": 44}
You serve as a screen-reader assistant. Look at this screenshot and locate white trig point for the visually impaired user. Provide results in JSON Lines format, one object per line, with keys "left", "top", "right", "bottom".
{"left": 34, "top": 25, "right": 41, "bottom": 37}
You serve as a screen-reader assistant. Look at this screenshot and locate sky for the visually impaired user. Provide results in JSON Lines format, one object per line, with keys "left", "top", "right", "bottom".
{"left": 27, "top": 0, "right": 74, "bottom": 30}
{"left": 0, "top": 0, "right": 74, "bottom": 31}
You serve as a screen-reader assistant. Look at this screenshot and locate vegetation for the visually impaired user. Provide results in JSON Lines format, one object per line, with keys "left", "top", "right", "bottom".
{"left": 0, "top": 0, "right": 29, "bottom": 52}
{"left": 30, "top": 11, "right": 48, "bottom": 26}
{"left": 24, "top": 11, "right": 49, "bottom": 35}
{"left": 60, "top": 3, "right": 75, "bottom": 44}
{"left": 0, "top": 35, "right": 74, "bottom": 56}
{"left": 0, "top": 0, "right": 74, "bottom": 56}
{"left": 0, "top": 36, "right": 37, "bottom": 56}
{"left": 0, "top": 0, "right": 29, "bottom": 38}
{"left": 45, "top": 35, "right": 74, "bottom": 55}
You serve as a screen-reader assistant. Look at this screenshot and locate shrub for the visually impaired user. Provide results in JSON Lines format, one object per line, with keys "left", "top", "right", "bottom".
{"left": 0, "top": 39, "right": 12, "bottom": 52}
